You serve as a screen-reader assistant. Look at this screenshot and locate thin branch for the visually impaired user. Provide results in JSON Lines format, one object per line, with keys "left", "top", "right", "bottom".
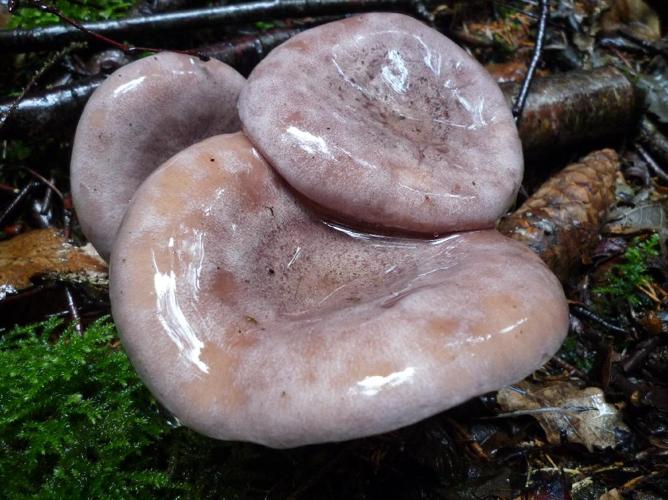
{"left": 0, "top": 76, "right": 103, "bottom": 140}
{"left": 1, "top": 0, "right": 414, "bottom": 53}
{"left": 638, "top": 117, "right": 668, "bottom": 169}
{"left": 621, "top": 336, "right": 662, "bottom": 373}
{"left": 0, "top": 181, "right": 39, "bottom": 227}
{"left": 512, "top": 0, "right": 549, "bottom": 124}
{"left": 10, "top": 0, "right": 161, "bottom": 54}
{"left": 570, "top": 305, "right": 629, "bottom": 336}
{"left": 0, "top": 27, "right": 311, "bottom": 139}
{"left": 0, "top": 42, "right": 85, "bottom": 133}
{"left": 636, "top": 143, "right": 668, "bottom": 185}
{"left": 0, "top": 67, "right": 640, "bottom": 153}
{"left": 615, "top": 28, "right": 668, "bottom": 60}
{"left": 65, "top": 286, "right": 83, "bottom": 334}
{"left": 22, "top": 166, "right": 65, "bottom": 201}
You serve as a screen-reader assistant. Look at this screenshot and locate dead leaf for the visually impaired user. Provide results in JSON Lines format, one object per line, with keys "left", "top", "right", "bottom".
{"left": 497, "top": 381, "right": 630, "bottom": 452}
{"left": 600, "top": 489, "right": 624, "bottom": 500}
{"left": 0, "top": 229, "right": 107, "bottom": 292}
{"left": 601, "top": 0, "right": 661, "bottom": 42}
{"left": 604, "top": 201, "right": 667, "bottom": 235}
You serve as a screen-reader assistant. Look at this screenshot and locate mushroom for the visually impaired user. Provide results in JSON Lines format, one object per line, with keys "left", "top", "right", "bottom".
{"left": 110, "top": 133, "right": 569, "bottom": 448}
{"left": 239, "top": 13, "right": 523, "bottom": 235}
{"left": 71, "top": 52, "right": 245, "bottom": 260}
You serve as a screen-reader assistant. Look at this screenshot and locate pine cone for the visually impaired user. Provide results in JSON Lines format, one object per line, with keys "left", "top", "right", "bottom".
{"left": 498, "top": 149, "right": 619, "bottom": 282}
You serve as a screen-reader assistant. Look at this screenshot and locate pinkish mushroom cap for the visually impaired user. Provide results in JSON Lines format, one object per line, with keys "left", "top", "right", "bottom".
{"left": 239, "top": 13, "right": 523, "bottom": 235}
{"left": 110, "top": 133, "right": 568, "bottom": 448}
{"left": 71, "top": 52, "right": 245, "bottom": 260}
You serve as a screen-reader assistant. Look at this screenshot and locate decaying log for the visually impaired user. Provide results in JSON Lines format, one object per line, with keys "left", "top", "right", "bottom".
{"left": 1, "top": 65, "right": 642, "bottom": 149}
{"left": 0, "top": 0, "right": 413, "bottom": 53}
{"left": 498, "top": 149, "right": 619, "bottom": 281}
{"left": 501, "top": 66, "right": 640, "bottom": 155}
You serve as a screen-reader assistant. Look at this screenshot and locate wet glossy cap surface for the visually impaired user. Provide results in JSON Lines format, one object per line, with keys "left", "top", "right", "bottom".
{"left": 110, "top": 133, "right": 567, "bottom": 448}
{"left": 239, "top": 13, "right": 523, "bottom": 235}
{"left": 71, "top": 52, "right": 245, "bottom": 260}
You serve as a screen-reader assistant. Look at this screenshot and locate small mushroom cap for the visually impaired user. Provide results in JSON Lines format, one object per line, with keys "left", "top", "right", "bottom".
{"left": 239, "top": 13, "right": 523, "bottom": 235}
{"left": 71, "top": 52, "right": 245, "bottom": 260}
{"left": 111, "top": 133, "right": 567, "bottom": 448}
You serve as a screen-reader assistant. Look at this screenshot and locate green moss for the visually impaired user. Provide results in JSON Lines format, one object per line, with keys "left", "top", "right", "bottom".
{"left": 0, "top": 318, "right": 181, "bottom": 498}
{"left": 253, "top": 21, "right": 275, "bottom": 30}
{"left": 557, "top": 336, "right": 595, "bottom": 373}
{"left": 8, "top": 0, "right": 135, "bottom": 29}
{"left": 3, "top": 139, "right": 32, "bottom": 162}
{"left": 593, "top": 233, "right": 660, "bottom": 310}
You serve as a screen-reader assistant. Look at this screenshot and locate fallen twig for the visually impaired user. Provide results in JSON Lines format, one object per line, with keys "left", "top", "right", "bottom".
{"left": 569, "top": 305, "right": 629, "bottom": 336}
{"left": 511, "top": 0, "right": 549, "bottom": 124}
{"left": 65, "top": 285, "right": 82, "bottom": 334}
{"left": 0, "top": 27, "right": 303, "bottom": 139}
{"left": 1, "top": 64, "right": 642, "bottom": 153}
{"left": 0, "top": 181, "right": 39, "bottom": 227}
{"left": 636, "top": 143, "right": 668, "bottom": 185}
{"left": 7, "top": 0, "right": 162, "bottom": 55}
{"left": 0, "top": 76, "right": 102, "bottom": 140}
{"left": 621, "top": 336, "right": 662, "bottom": 373}
{"left": 0, "top": 0, "right": 414, "bottom": 53}
{"left": 0, "top": 43, "right": 84, "bottom": 129}
{"left": 638, "top": 117, "right": 668, "bottom": 169}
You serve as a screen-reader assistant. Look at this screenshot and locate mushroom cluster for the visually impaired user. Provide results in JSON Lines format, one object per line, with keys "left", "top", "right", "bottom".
{"left": 71, "top": 13, "right": 569, "bottom": 448}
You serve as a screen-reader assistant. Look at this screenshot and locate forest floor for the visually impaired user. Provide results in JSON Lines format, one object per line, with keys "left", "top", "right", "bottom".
{"left": 1, "top": 0, "right": 667, "bottom": 498}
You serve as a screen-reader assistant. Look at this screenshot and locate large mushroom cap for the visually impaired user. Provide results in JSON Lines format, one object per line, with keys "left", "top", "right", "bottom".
{"left": 71, "top": 52, "right": 245, "bottom": 260}
{"left": 239, "top": 13, "right": 523, "bottom": 235}
{"left": 111, "top": 133, "right": 567, "bottom": 448}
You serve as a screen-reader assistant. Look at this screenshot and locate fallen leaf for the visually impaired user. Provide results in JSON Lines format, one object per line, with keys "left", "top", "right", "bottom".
{"left": 604, "top": 201, "right": 667, "bottom": 235}
{"left": 601, "top": 0, "right": 661, "bottom": 42}
{"left": 600, "top": 488, "right": 624, "bottom": 500}
{"left": 0, "top": 229, "right": 107, "bottom": 292}
{"left": 497, "top": 381, "right": 630, "bottom": 452}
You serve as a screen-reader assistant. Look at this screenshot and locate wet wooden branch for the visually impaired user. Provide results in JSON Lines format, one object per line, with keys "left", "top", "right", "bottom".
{"left": 501, "top": 66, "right": 640, "bottom": 156}
{"left": 637, "top": 117, "right": 668, "bottom": 169}
{"left": 0, "top": 76, "right": 102, "bottom": 140}
{"left": 0, "top": 28, "right": 302, "bottom": 138}
{"left": 0, "top": 0, "right": 413, "bottom": 53}
{"left": 498, "top": 149, "right": 619, "bottom": 282}
{"left": 1, "top": 65, "right": 642, "bottom": 149}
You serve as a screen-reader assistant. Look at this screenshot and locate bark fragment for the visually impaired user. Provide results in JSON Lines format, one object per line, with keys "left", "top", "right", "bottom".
{"left": 498, "top": 149, "right": 619, "bottom": 281}
{"left": 500, "top": 66, "right": 639, "bottom": 155}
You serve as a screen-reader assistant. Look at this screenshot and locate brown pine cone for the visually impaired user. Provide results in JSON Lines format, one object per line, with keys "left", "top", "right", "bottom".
{"left": 498, "top": 149, "right": 619, "bottom": 282}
